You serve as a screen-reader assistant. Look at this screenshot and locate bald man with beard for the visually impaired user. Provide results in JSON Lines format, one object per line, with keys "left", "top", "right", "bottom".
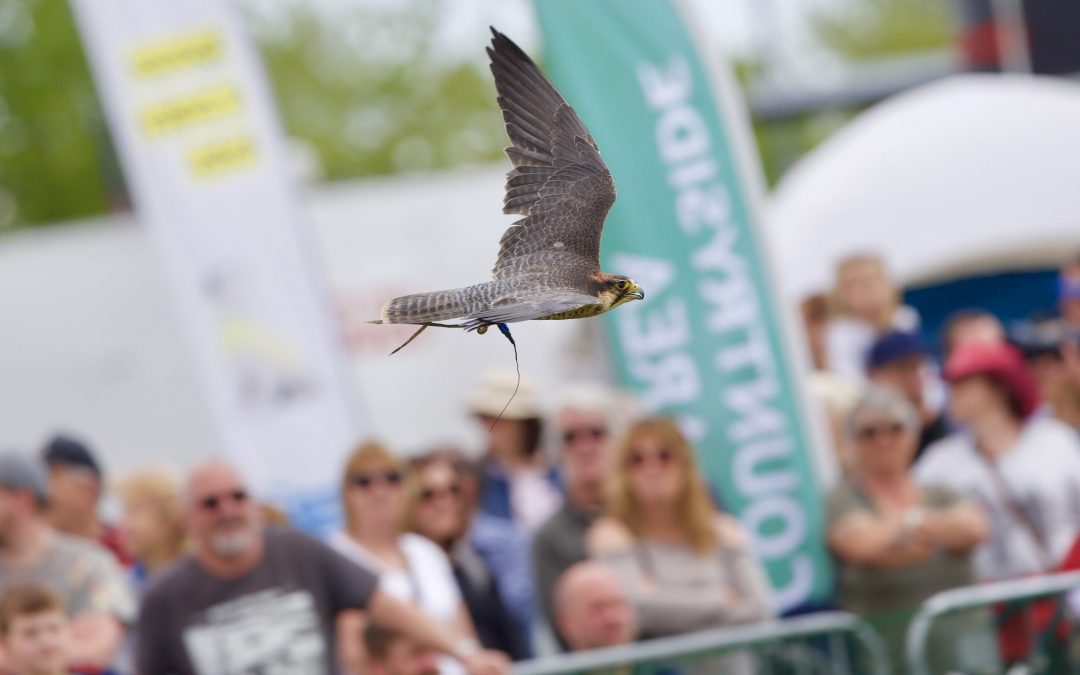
{"left": 136, "top": 460, "right": 508, "bottom": 675}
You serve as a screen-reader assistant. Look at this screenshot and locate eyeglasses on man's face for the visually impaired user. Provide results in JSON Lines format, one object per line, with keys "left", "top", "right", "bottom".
{"left": 563, "top": 426, "right": 608, "bottom": 445}
{"left": 198, "top": 489, "right": 248, "bottom": 512}
{"left": 856, "top": 421, "right": 905, "bottom": 441}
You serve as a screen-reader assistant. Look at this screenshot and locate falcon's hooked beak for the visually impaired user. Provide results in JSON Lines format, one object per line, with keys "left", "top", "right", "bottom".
{"left": 620, "top": 281, "right": 645, "bottom": 303}
{"left": 598, "top": 276, "right": 644, "bottom": 312}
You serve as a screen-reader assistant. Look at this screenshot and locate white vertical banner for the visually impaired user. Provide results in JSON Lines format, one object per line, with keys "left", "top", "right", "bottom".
{"left": 71, "top": 0, "right": 363, "bottom": 533}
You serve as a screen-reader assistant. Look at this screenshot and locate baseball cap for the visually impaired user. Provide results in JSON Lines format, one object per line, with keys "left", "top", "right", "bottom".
{"left": 42, "top": 434, "right": 102, "bottom": 479}
{"left": 866, "top": 330, "right": 928, "bottom": 371}
{"left": 0, "top": 452, "right": 49, "bottom": 506}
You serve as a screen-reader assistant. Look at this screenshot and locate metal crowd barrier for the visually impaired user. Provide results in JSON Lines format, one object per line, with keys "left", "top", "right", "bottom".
{"left": 514, "top": 611, "right": 890, "bottom": 675}
{"left": 906, "top": 570, "right": 1080, "bottom": 675}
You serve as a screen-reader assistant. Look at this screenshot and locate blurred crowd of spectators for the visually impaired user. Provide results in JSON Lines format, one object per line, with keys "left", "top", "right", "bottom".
{"left": 4, "top": 254, "right": 1080, "bottom": 674}
{"left": 809, "top": 253, "right": 1080, "bottom": 672}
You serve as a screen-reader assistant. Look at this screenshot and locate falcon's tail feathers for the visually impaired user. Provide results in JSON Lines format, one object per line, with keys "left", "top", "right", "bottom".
{"left": 373, "top": 288, "right": 469, "bottom": 325}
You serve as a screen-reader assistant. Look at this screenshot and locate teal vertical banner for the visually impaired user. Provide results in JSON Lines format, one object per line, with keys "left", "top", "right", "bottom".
{"left": 534, "top": 0, "right": 831, "bottom": 610}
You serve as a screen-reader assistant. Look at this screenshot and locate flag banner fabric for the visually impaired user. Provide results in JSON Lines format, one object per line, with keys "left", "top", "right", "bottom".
{"left": 534, "top": 0, "right": 832, "bottom": 610}
{"left": 71, "top": 0, "right": 363, "bottom": 534}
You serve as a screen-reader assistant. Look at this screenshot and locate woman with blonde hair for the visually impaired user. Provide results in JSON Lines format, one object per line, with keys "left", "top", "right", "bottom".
{"left": 113, "top": 467, "right": 188, "bottom": 675}
{"left": 114, "top": 467, "right": 186, "bottom": 591}
{"left": 586, "top": 417, "right": 772, "bottom": 646}
{"left": 825, "top": 253, "right": 920, "bottom": 381}
{"left": 330, "top": 441, "right": 476, "bottom": 674}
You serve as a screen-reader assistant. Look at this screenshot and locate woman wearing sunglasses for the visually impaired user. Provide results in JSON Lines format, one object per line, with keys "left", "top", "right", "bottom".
{"left": 826, "top": 386, "right": 996, "bottom": 674}
{"left": 330, "top": 442, "right": 477, "bottom": 674}
{"left": 585, "top": 417, "right": 772, "bottom": 670}
{"left": 406, "top": 450, "right": 532, "bottom": 661}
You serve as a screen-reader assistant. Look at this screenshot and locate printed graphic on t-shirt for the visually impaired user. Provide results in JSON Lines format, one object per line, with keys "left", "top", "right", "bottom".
{"left": 183, "top": 588, "right": 325, "bottom": 675}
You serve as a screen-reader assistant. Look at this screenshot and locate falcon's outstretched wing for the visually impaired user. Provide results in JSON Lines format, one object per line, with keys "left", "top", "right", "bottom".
{"left": 487, "top": 28, "right": 616, "bottom": 280}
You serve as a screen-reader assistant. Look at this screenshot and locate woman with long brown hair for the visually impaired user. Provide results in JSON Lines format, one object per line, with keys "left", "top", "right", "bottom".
{"left": 586, "top": 417, "right": 772, "bottom": 644}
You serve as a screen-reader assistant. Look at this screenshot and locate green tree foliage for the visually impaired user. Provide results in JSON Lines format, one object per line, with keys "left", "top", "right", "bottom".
{"left": 0, "top": 0, "right": 505, "bottom": 230}
{"left": 0, "top": 0, "right": 954, "bottom": 227}
{"left": 0, "top": 0, "right": 112, "bottom": 231}
{"left": 811, "top": 0, "right": 954, "bottom": 62}
{"left": 245, "top": 0, "right": 505, "bottom": 180}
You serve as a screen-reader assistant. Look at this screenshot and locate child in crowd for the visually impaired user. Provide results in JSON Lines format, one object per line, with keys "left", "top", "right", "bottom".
{"left": 0, "top": 583, "right": 71, "bottom": 675}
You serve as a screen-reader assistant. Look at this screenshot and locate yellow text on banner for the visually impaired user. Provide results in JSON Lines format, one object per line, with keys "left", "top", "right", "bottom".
{"left": 188, "top": 136, "right": 257, "bottom": 176}
{"left": 130, "top": 28, "right": 223, "bottom": 78}
{"left": 139, "top": 85, "right": 241, "bottom": 137}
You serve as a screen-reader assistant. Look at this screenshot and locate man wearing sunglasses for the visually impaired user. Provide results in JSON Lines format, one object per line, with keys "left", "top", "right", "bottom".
{"left": 136, "top": 460, "right": 509, "bottom": 675}
{"left": 532, "top": 383, "right": 634, "bottom": 650}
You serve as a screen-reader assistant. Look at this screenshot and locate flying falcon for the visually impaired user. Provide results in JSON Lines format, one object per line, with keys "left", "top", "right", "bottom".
{"left": 371, "top": 28, "right": 643, "bottom": 352}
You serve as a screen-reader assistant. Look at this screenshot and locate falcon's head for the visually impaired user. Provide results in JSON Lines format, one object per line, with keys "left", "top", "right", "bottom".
{"left": 595, "top": 274, "right": 645, "bottom": 311}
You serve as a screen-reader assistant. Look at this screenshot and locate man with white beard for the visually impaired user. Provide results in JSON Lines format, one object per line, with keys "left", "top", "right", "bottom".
{"left": 136, "top": 460, "right": 509, "bottom": 675}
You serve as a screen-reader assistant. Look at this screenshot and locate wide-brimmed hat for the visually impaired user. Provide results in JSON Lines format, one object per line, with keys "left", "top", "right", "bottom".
{"left": 466, "top": 369, "right": 541, "bottom": 420}
{"left": 943, "top": 341, "right": 1040, "bottom": 418}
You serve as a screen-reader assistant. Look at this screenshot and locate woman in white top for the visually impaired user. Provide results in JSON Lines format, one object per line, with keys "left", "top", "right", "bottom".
{"left": 330, "top": 441, "right": 476, "bottom": 674}
{"left": 915, "top": 340, "right": 1080, "bottom": 581}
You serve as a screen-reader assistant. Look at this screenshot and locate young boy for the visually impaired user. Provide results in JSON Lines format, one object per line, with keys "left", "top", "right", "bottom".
{"left": 0, "top": 583, "right": 71, "bottom": 675}
{"left": 364, "top": 624, "right": 441, "bottom": 675}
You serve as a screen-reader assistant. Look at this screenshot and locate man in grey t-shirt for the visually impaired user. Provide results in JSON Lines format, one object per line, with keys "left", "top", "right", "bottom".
{"left": 137, "top": 460, "right": 508, "bottom": 675}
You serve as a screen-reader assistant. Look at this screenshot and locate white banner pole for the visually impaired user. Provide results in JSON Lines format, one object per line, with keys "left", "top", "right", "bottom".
{"left": 70, "top": 0, "right": 364, "bottom": 534}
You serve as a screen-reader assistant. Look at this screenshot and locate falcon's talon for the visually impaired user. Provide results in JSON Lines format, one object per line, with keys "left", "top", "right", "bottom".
{"left": 476, "top": 326, "right": 488, "bottom": 335}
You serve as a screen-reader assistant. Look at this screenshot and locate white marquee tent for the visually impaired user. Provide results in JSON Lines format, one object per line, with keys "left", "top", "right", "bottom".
{"left": 766, "top": 73, "right": 1080, "bottom": 300}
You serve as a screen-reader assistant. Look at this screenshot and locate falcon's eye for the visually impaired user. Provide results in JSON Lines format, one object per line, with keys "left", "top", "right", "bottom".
{"left": 615, "top": 280, "right": 629, "bottom": 291}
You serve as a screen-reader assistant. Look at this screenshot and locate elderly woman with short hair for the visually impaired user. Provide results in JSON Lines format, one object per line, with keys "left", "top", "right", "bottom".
{"left": 826, "top": 386, "right": 997, "bottom": 673}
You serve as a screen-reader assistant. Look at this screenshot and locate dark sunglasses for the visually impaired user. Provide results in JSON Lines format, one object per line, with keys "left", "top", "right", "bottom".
{"left": 350, "top": 471, "right": 403, "bottom": 489}
{"left": 629, "top": 448, "right": 673, "bottom": 467}
{"left": 420, "top": 483, "right": 461, "bottom": 502}
{"left": 857, "top": 422, "right": 905, "bottom": 441}
{"left": 199, "top": 489, "right": 248, "bottom": 511}
{"left": 563, "top": 426, "right": 608, "bottom": 445}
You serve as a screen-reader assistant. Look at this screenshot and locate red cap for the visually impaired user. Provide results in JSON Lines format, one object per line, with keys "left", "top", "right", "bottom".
{"left": 943, "top": 341, "right": 1041, "bottom": 418}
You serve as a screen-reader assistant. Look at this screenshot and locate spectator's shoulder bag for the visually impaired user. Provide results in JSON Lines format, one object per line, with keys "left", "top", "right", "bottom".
{"left": 980, "top": 454, "right": 1071, "bottom": 664}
